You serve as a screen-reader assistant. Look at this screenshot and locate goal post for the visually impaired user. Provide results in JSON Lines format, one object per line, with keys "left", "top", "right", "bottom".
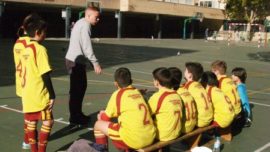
{"left": 228, "top": 23, "right": 265, "bottom": 48}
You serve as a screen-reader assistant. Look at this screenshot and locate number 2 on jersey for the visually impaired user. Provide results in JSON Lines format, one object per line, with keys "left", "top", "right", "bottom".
{"left": 139, "top": 103, "right": 150, "bottom": 125}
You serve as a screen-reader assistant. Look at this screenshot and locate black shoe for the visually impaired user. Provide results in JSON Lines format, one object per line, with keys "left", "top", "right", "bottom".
{"left": 69, "top": 114, "right": 91, "bottom": 126}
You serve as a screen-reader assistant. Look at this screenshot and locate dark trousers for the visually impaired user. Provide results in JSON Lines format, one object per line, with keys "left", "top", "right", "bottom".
{"left": 69, "top": 63, "right": 87, "bottom": 119}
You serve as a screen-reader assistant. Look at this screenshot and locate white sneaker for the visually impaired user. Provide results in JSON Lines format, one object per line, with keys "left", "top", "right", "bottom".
{"left": 22, "top": 142, "right": 30, "bottom": 150}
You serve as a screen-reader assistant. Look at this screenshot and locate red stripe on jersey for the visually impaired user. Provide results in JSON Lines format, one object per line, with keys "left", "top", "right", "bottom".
{"left": 156, "top": 91, "right": 177, "bottom": 114}
{"left": 184, "top": 81, "right": 194, "bottom": 89}
{"left": 218, "top": 77, "right": 228, "bottom": 89}
{"left": 116, "top": 87, "right": 136, "bottom": 116}
{"left": 16, "top": 39, "right": 37, "bottom": 66}
{"left": 28, "top": 44, "right": 37, "bottom": 66}
{"left": 100, "top": 112, "right": 110, "bottom": 121}
{"left": 109, "top": 123, "right": 120, "bottom": 130}
{"left": 207, "top": 86, "right": 214, "bottom": 102}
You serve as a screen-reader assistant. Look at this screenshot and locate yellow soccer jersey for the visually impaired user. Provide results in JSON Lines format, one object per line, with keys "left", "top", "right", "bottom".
{"left": 13, "top": 36, "right": 30, "bottom": 97}
{"left": 148, "top": 88, "right": 182, "bottom": 141}
{"left": 105, "top": 86, "right": 156, "bottom": 149}
{"left": 218, "top": 75, "right": 241, "bottom": 116}
{"left": 177, "top": 87, "right": 197, "bottom": 133}
{"left": 184, "top": 81, "right": 213, "bottom": 127}
{"left": 207, "top": 86, "right": 235, "bottom": 128}
{"left": 20, "top": 40, "right": 52, "bottom": 113}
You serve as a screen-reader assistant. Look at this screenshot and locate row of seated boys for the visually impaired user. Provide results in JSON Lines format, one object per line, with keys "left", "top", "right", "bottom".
{"left": 90, "top": 60, "right": 252, "bottom": 152}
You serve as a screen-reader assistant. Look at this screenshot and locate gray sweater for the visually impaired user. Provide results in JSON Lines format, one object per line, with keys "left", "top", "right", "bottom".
{"left": 65, "top": 18, "right": 99, "bottom": 66}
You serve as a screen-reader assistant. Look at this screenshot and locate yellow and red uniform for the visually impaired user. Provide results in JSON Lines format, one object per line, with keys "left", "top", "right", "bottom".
{"left": 207, "top": 86, "right": 235, "bottom": 128}
{"left": 13, "top": 36, "right": 31, "bottom": 145}
{"left": 218, "top": 75, "right": 241, "bottom": 116}
{"left": 148, "top": 88, "right": 182, "bottom": 141}
{"left": 104, "top": 85, "right": 156, "bottom": 149}
{"left": 177, "top": 87, "right": 197, "bottom": 133}
{"left": 19, "top": 40, "right": 52, "bottom": 113}
{"left": 184, "top": 81, "right": 213, "bottom": 127}
{"left": 13, "top": 36, "right": 30, "bottom": 97}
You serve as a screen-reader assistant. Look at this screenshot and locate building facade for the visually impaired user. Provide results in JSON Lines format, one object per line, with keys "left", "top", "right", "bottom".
{"left": 0, "top": 0, "right": 226, "bottom": 38}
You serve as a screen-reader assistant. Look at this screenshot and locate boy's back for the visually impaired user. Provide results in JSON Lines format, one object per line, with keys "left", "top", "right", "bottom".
{"left": 184, "top": 81, "right": 213, "bottom": 127}
{"left": 105, "top": 86, "right": 156, "bottom": 149}
{"left": 207, "top": 86, "right": 235, "bottom": 128}
{"left": 218, "top": 75, "right": 241, "bottom": 116}
{"left": 177, "top": 87, "right": 197, "bottom": 133}
{"left": 13, "top": 36, "right": 30, "bottom": 97}
{"left": 148, "top": 88, "right": 182, "bottom": 141}
{"left": 20, "top": 40, "right": 52, "bottom": 113}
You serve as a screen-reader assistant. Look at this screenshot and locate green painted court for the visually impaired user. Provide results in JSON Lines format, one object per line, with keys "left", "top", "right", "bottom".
{"left": 0, "top": 38, "right": 270, "bottom": 152}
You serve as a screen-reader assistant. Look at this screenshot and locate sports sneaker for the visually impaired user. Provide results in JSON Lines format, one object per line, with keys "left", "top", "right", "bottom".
{"left": 22, "top": 142, "right": 30, "bottom": 150}
{"left": 244, "top": 118, "right": 252, "bottom": 127}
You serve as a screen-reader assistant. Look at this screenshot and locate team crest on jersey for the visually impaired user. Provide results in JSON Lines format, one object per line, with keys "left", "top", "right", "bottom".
{"left": 15, "top": 49, "right": 21, "bottom": 54}
{"left": 23, "top": 54, "right": 29, "bottom": 60}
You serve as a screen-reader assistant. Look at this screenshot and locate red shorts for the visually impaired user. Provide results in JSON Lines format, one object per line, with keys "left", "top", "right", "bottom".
{"left": 108, "top": 123, "right": 130, "bottom": 150}
{"left": 212, "top": 121, "right": 220, "bottom": 127}
{"left": 24, "top": 108, "right": 53, "bottom": 121}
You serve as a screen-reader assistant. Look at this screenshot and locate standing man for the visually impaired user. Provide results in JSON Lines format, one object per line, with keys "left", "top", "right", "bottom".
{"left": 205, "top": 28, "right": 209, "bottom": 41}
{"left": 65, "top": 7, "right": 102, "bottom": 126}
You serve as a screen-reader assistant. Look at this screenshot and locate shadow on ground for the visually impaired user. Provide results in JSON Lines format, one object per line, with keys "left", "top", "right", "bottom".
{"left": 49, "top": 111, "right": 98, "bottom": 142}
{"left": 50, "top": 112, "right": 98, "bottom": 152}
{"left": 0, "top": 39, "right": 198, "bottom": 86}
{"left": 248, "top": 52, "right": 270, "bottom": 62}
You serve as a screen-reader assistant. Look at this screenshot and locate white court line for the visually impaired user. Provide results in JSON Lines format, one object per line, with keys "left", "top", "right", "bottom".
{"left": 248, "top": 90, "right": 270, "bottom": 96}
{"left": 250, "top": 101, "right": 270, "bottom": 107}
{"left": 112, "top": 67, "right": 152, "bottom": 75}
{"left": 105, "top": 69, "right": 270, "bottom": 96}
{"left": 54, "top": 76, "right": 270, "bottom": 97}
{"left": 54, "top": 118, "right": 69, "bottom": 125}
{"left": 0, "top": 105, "right": 93, "bottom": 131}
{"left": 108, "top": 70, "right": 270, "bottom": 96}
{"left": 254, "top": 142, "right": 270, "bottom": 152}
{"left": 87, "top": 79, "right": 154, "bottom": 88}
{"left": 54, "top": 77, "right": 154, "bottom": 88}
{"left": 0, "top": 105, "right": 23, "bottom": 113}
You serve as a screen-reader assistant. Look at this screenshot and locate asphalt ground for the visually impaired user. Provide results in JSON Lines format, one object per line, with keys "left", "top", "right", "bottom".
{"left": 0, "top": 38, "right": 270, "bottom": 152}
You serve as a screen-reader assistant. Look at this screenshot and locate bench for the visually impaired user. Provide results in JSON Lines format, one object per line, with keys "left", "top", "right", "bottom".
{"left": 137, "top": 125, "right": 217, "bottom": 152}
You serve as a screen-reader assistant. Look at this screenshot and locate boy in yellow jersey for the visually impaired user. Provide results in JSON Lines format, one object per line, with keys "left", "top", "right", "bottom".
{"left": 148, "top": 67, "right": 182, "bottom": 142}
{"left": 211, "top": 60, "right": 241, "bottom": 117}
{"left": 184, "top": 62, "right": 213, "bottom": 127}
{"left": 201, "top": 71, "right": 235, "bottom": 128}
{"left": 169, "top": 67, "right": 197, "bottom": 134}
{"left": 93, "top": 68, "right": 156, "bottom": 151}
{"left": 13, "top": 13, "right": 41, "bottom": 150}
{"left": 20, "top": 19, "right": 55, "bottom": 152}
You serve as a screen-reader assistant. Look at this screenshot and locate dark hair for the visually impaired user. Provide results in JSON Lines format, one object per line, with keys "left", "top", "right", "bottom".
{"left": 185, "top": 62, "right": 204, "bottom": 81}
{"left": 211, "top": 60, "right": 227, "bottom": 74}
{"left": 114, "top": 67, "right": 132, "bottom": 88}
{"left": 232, "top": 67, "right": 247, "bottom": 83}
{"left": 24, "top": 19, "right": 47, "bottom": 37}
{"left": 17, "top": 13, "right": 42, "bottom": 37}
{"left": 153, "top": 67, "right": 173, "bottom": 89}
{"left": 200, "top": 71, "right": 219, "bottom": 88}
{"left": 168, "top": 67, "right": 182, "bottom": 90}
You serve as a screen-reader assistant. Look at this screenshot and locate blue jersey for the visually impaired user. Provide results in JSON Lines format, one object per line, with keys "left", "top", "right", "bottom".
{"left": 237, "top": 83, "right": 251, "bottom": 117}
